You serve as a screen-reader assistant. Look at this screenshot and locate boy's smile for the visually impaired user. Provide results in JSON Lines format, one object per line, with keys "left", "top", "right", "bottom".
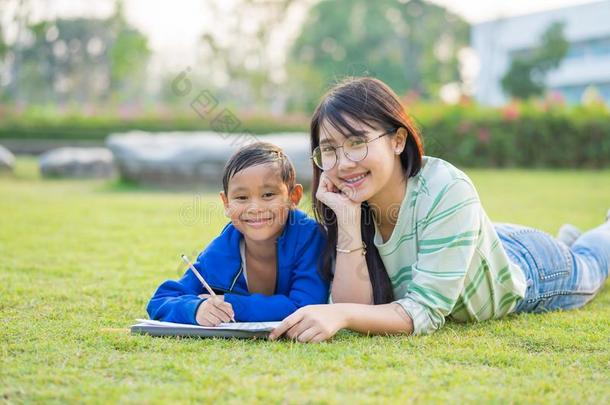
{"left": 243, "top": 217, "right": 274, "bottom": 227}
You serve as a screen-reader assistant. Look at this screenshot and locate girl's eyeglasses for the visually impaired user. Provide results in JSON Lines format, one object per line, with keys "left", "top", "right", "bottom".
{"left": 311, "top": 129, "right": 396, "bottom": 171}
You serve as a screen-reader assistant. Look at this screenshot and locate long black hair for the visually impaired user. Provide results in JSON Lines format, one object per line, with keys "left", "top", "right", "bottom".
{"left": 310, "top": 77, "right": 424, "bottom": 304}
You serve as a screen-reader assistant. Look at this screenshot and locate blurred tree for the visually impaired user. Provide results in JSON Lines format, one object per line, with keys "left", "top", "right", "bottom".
{"left": 283, "top": 61, "right": 326, "bottom": 112}
{"left": 0, "top": 23, "right": 7, "bottom": 102}
{"left": 17, "top": 19, "right": 112, "bottom": 104}
{"left": 196, "top": 0, "right": 305, "bottom": 111}
{"left": 107, "top": 0, "right": 150, "bottom": 102}
{"left": 2, "top": 0, "right": 150, "bottom": 105}
{"left": 0, "top": 21, "right": 7, "bottom": 59}
{"left": 501, "top": 22, "right": 569, "bottom": 100}
{"left": 3, "top": 0, "right": 32, "bottom": 104}
{"left": 288, "top": 0, "right": 470, "bottom": 109}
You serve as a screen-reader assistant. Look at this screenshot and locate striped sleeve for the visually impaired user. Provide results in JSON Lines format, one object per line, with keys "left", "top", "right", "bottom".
{"left": 395, "top": 178, "right": 481, "bottom": 335}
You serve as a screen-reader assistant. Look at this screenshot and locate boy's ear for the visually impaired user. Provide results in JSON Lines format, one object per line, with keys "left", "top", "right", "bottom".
{"left": 219, "top": 191, "right": 230, "bottom": 217}
{"left": 289, "top": 184, "right": 303, "bottom": 208}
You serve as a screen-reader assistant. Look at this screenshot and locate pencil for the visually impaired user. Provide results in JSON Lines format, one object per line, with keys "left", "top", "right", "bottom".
{"left": 180, "top": 254, "right": 236, "bottom": 323}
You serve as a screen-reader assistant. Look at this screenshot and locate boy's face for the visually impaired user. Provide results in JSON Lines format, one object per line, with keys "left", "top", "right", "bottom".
{"left": 220, "top": 163, "right": 303, "bottom": 243}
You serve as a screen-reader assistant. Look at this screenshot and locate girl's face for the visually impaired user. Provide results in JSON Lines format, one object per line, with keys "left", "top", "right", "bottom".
{"left": 220, "top": 163, "right": 302, "bottom": 243}
{"left": 319, "top": 116, "right": 406, "bottom": 204}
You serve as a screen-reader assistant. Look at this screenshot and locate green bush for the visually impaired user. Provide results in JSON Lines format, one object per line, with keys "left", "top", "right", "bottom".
{"left": 1, "top": 102, "right": 609, "bottom": 168}
{"left": 0, "top": 109, "right": 309, "bottom": 140}
{"left": 409, "top": 102, "right": 610, "bottom": 168}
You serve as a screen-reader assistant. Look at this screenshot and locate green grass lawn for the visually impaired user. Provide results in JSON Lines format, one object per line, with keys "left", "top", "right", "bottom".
{"left": 1, "top": 158, "right": 609, "bottom": 404}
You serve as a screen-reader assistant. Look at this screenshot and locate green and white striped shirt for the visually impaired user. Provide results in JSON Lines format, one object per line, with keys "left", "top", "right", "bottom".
{"left": 374, "top": 156, "right": 526, "bottom": 335}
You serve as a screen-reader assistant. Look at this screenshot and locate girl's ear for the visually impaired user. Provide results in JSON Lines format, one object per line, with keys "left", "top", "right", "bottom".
{"left": 393, "top": 127, "right": 408, "bottom": 154}
{"left": 289, "top": 184, "right": 303, "bottom": 208}
{"left": 219, "top": 191, "right": 230, "bottom": 217}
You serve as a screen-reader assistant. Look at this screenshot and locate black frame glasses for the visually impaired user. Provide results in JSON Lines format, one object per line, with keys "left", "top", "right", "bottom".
{"left": 311, "top": 129, "right": 396, "bottom": 171}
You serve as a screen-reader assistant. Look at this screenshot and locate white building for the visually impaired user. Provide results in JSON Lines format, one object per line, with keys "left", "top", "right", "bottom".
{"left": 472, "top": 0, "right": 610, "bottom": 105}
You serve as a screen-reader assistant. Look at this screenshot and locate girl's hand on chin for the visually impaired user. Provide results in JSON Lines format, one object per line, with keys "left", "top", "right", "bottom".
{"left": 316, "top": 173, "right": 361, "bottom": 222}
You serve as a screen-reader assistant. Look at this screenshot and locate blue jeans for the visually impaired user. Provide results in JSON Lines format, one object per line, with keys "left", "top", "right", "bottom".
{"left": 495, "top": 222, "right": 610, "bottom": 313}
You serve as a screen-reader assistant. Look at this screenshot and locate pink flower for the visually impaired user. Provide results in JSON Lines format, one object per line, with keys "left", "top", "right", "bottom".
{"left": 118, "top": 104, "right": 138, "bottom": 120}
{"left": 547, "top": 91, "right": 565, "bottom": 106}
{"left": 477, "top": 127, "right": 491, "bottom": 144}
{"left": 502, "top": 103, "right": 520, "bottom": 121}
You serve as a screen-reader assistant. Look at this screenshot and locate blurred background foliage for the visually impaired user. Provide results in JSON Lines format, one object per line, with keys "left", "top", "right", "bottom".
{"left": 289, "top": 0, "right": 469, "bottom": 111}
{"left": 0, "top": 0, "right": 470, "bottom": 110}
{"left": 0, "top": 0, "right": 608, "bottom": 167}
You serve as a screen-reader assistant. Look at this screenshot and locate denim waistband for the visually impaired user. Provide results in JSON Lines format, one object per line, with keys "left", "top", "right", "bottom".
{"left": 493, "top": 223, "right": 535, "bottom": 300}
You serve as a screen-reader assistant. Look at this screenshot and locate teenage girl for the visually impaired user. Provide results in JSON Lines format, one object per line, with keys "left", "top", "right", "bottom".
{"left": 269, "top": 77, "right": 609, "bottom": 343}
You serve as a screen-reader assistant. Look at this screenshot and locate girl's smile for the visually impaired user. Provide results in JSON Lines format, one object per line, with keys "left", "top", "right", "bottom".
{"left": 320, "top": 121, "right": 403, "bottom": 204}
{"left": 339, "top": 171, "right": 370, "bottom": 188}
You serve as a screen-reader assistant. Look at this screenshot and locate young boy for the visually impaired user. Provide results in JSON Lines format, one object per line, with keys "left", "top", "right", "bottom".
{"left": 147, "top": 142, "right": 329, "bottom": 325}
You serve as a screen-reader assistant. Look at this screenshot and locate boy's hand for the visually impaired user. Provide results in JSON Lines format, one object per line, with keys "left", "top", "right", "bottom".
{"left": 195, "top": 295, "right": 235, "bottom": 326}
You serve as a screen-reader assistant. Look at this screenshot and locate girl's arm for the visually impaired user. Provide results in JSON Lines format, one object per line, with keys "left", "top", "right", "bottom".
{"left": 331, "top": 216, "right": 374, "bottom": 304}
{"left": 344, "top": 303, "right": 413, "bottom": 334}
{"left": 269, "top": 303, "right": 413, "bottom": 342}
{"left": 316, "top": 173, "right": 374, "bottom": 304}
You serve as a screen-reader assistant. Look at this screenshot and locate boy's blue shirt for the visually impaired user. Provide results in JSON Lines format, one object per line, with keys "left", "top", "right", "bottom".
{"left": 147, "top": 209, "right": 329, "bottom": 324}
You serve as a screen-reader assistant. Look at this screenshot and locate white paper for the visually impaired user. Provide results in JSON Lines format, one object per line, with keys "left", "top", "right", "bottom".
{"left": 134, "top": 319, "right": 280, "bottom": 332}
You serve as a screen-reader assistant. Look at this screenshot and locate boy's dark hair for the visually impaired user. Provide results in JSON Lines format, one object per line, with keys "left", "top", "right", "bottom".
{"left": 222, "top": 142, "right": 296, "bottom": 195}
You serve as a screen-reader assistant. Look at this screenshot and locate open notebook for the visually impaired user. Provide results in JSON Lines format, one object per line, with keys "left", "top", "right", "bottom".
{"left": 131, "top": 319, "right": 281, "bottom": 339}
